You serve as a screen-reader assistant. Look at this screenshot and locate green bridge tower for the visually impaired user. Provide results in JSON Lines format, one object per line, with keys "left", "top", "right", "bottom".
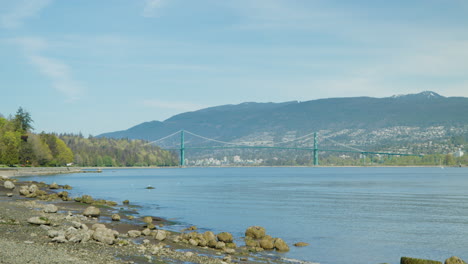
{"left": 180, "top": 130, "right": 185, "bottom": 166}
{"left": 313, "top": 132, "right": 318, "bottom": 166}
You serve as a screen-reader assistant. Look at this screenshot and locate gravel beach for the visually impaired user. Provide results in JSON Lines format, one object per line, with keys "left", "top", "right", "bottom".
{"left": 0, "top": 171, "right": 303, "bottom": 264}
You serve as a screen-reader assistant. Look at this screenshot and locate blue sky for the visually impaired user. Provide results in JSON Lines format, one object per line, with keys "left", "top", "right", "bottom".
{"left": 1, "top": 0, "right": 468, "bottom": 135}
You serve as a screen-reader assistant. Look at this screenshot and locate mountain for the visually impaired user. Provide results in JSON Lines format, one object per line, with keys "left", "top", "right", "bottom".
{"left": 98, "top": 91, "right": 468, "bottom": 151}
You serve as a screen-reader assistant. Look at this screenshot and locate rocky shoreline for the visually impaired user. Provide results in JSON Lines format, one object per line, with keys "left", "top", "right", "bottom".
{"left": 0, "top": 174, "right": 309, "bottom": 264}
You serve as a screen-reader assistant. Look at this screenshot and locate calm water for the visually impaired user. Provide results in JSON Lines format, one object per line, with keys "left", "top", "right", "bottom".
{"left": 19, "top": 167, "right": 468, "bottom": 264}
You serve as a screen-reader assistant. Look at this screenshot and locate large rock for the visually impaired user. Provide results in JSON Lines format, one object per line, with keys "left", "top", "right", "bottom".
{"left": 401, "top": 257, "right": 442, "bottom": 264}
{"left": 111, "top": 214, "right": 121, "bottom": 221}
{"left": 294, "top": 242, "right": 309, "bottom": 247}
{"left": 92, "top": 227, "right": 117, "bottom": 245}
{"left": 27, "top": 216, "right": 50, "bottom": 225}
{"left": 203, "top": 231, "right": 216, "bottom": 242}
{"left": 4, "top": 181, "right": 15, "bottom": 190}
{"left": 259, "top": 235, "right": 275, "bottom": 250}
{"left": 29, "top": 184, "right": 39, "bottom": 193}
{"left": 83, "top": 206, "right": 100, "bottom": 217}
{"left": 128, "top": 230, "right": 142, "bottom": 238}
{"left": 153, "top": 230, "right": 167, "bottom": 241}
{"left": 19, "top": 186, "right": 30, "bottom": 196}
{"left": 142, "top": 216, "right": 153, "bottom": 224}
{"left": 445, "top": 256, "right": 467, "bottom": 264}
{"left": 43, "top": 204, "right": 58, "bottom": 213}
{"left": 274, "top": 238, "right": 289, "bottom": 251}
{"left": 49, "top": 182, "right": 59, "bottom": 189}
{"left": 245, "top": 236, "right": 259, "bottom": 247}
{"left": 245, "top": 226, "right": 266, "bottom": 239}
{"left": 217, "top": 232, "right": 233, "bottom": 243}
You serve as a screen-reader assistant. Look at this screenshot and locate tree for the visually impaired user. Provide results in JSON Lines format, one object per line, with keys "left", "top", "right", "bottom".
{"left": 13, "top": 107, "right": 33, "bottom": 132}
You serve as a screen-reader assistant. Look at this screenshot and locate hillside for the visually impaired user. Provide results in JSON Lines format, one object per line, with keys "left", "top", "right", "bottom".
{"left": 98, "top": 92, "right": 468, "bottom": 151}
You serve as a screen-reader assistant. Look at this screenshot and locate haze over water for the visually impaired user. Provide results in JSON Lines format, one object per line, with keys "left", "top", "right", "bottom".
{"left": 21, "top": 167, "right": 468, "bottom": 264}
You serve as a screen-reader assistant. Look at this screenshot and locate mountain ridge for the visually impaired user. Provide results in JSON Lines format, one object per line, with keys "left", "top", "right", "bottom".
{"left": 98, "top": 91, "right": 468, "bottom": 149}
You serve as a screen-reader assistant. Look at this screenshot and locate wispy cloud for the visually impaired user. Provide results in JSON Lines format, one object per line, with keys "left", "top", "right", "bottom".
{"left": 13, "top": 37, "right": 83, "bottom": 100}
{"left": 0, "top": 0, "right": 52, "bottom": 29}
{"left": 143, "top": 99, "right": 208, "bottom": 112}
{"left": 142, "top": 0, "right": 164, "bottom": 17}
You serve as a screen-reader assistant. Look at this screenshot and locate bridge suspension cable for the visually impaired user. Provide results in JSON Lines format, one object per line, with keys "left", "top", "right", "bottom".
{"left": 144, "top": 130, "right": 182, "bottom": 146}
{"left": 184, "top": 130, "right": 255, "bottom": 146}
{"left": 321, "top": 137, "right": 365, "bottom": 152}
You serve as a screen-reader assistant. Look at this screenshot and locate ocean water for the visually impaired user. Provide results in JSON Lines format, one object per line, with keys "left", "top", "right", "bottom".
{"left": 19, "top": 167, "right": 468, "bottom": 264}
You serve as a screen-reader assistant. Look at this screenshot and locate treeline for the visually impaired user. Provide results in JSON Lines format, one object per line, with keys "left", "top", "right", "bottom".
{"left": 0, "top": 108, "right": 177, "bottom": 167}
{"left": 0, "top": 108, "right": 73, "bottom": 166}
{"left": 59, "top": 134, "right": 178, "bottom": 167}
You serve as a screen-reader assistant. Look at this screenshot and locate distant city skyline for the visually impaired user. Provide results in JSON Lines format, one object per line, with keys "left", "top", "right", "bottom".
{"left": 1, "top": 0, "right": 467, "bottom": 135}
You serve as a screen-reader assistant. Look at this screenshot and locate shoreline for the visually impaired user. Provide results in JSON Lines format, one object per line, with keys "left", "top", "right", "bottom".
{"left": 0, "top": 172, "right": 306, "bottom": 264}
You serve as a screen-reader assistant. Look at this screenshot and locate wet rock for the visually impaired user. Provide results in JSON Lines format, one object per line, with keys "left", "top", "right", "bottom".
{"left": 294, "top": 242, "right": 309, "bottom": 247}
{"left": 63, "top": 184, "right": 72, "bottom": 190}
{"left": 259, "top": 236, "right": 274, "bottom": 250}
{"left": 57, "top": 191, "right": 69, "bottom": 201}
{"left": 27, "top": 216, "right": 50, "bottom": 225}
{"left": 122, "top": 200, "right": 130, "bottom": 205}
{"left": 128, "top": 230, "right": 142, "bottom": 238}
{"left": 274, "top": 238, "right": 289, "bottom": 252}
{"left": 445, "top": 256, "right": 467, "bottom": 264}
{"left": 49, "top": 182, "right": 59, "bottom": 189}
{"left": 4, "top": 180, "right": 15, "bottom": 190}
{"left": 187, "top": 225, "right": 197, "bottom": 231}
{"left": 225, "top": 242, "right": 237, "bottom": 249}
{"left": 43, "top": 204, "right": 58, "bottom": 213}
{"left": 111, "top": 214, "right": 121, "bottom": 221}
{"left": 401, "top": 257, "right": 442, "bottom": 264}
{"left": 207, "top": 239, "right": 218, "bottom": 248}
{"left": 245, "top": 226, "right": 266, "bottom": 239}
{"left": 29, "top": 184, "right": 39, "bottom": 193}
{"left": 83, "top": 206, "right": 100, "bottom": 217}
{"left": 245, "top": 236, "right": 259, "bottom": 247}
{"left": 217, "top": 232, "right": 233, "bottom": 243}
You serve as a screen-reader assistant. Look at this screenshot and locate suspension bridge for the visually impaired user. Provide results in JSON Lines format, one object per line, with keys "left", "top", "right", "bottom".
{"left": 146, "top": 130, "right": 421, "bottom": 166}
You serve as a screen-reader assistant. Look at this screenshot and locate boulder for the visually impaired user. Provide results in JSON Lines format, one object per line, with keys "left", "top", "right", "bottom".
{"left": 142, "top": 228, "right": 151, "bottom": 236}
{"left": 6, "top": 193, "right": 13, "bottom": 197}
{"left": 29, "top": 184, "right": 39, "bottom": 193}
{"left": 111, "top": 214, "right": 121, "bottom": 221}
{"left": 19, "top": 186, "right": 30, "bottom": 196}
{"left": 128, "top": 230, "right": 142, "bottom": 238}
{"left": 63, "top": 184, "right": 73, "bottom": 190}
{"left": 274, "top": 238, "right": 289, "bottom": 252}
{"left": 245, "top": 226, "right": 266, "bottom": 239}
{"left": 43, "top": 204, "right": 58, "bottom": 213}
{"left": 401, "top": 257, "right": 442, "bottom": 264}
{"left": 4, "top": 181, "right": 15, "bottom": 190}
{"left": 49, "top": 182, "right": 59, "bottom": 189}
{"left": 91, "top": 223, "right": 106, "bottom": 230}
{"left": 189, "top": 239, "right": 199, "bottom": 246}
{"left": 27, "top": 216, "right": 50, "bottom": 225}
{"left": 92, "top": 227, "right": 116, "bottom": 245}
{"left": 215, "top": 241, "right": 226, "bottom": 249}
{"left": 83, "top": 206, "right": 100, "bottom": 217}
{"left": 154, "top": 230, "right": 167, "bottom": 241}
{"left": 142, "top": 216, "right": 153, "bottom": 224}
{"left": 445, "top": 256, "right": 467, "bottom": 264}
{"left": 259, "top": 236, "right": 275, "bottom": 250}
{"left": 122, "top": 200, "right": 130, "bottom": 205}
{"left": 217, "top": 232, "right": 233, "bottom": 243}
{"left": 207, "top": 239, "right": 218, "bottom": 248}
{"left": 245, "top": 236, "right": 259, "bottom": 247}
{"left": 203, "top": 231, "right": 216, "bottom": 242}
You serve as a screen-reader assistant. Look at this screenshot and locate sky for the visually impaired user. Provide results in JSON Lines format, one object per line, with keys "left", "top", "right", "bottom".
{"left": 1, "top": 0, "right": 468, "bottom": 136}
